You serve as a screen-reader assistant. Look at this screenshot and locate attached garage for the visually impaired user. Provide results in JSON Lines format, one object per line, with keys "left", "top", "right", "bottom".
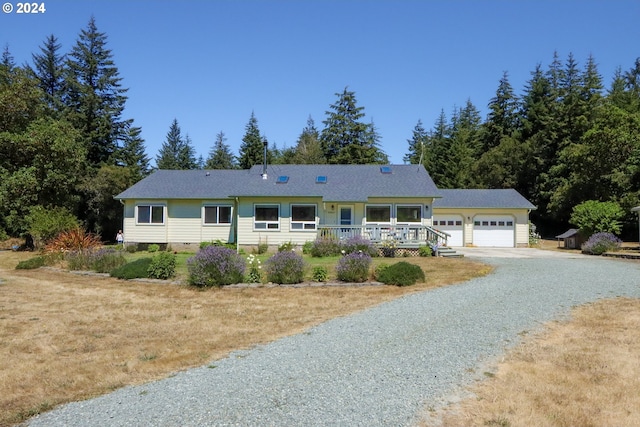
{"left": 472, "top": 215, "right": 515, "bottom": 247}
{"left": 432, "top": 189, "right": 536, "bottom": 248}
{"left": 433, "top": 215, "right": 464, "bottom": 247}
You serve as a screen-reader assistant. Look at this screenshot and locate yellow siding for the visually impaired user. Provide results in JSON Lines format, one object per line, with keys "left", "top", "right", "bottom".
{"left": 121, "top": 201, "right": 168, "bottom": 243}
{"left": 515, "top": 213, "right": 530, "bottom": 247}
{"left": 432, "top": 207, "right": 531, "bottom": 247}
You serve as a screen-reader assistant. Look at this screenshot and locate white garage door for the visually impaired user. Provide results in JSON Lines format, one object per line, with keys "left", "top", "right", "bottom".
{"left": 472, "top": 216, "right": 515, "bottom": 247}
{"left": 433, "top": 216, "right": 464, "bottom": 247}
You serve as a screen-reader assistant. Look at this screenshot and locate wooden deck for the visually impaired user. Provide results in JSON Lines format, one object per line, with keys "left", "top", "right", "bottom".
{"left": 317, "top": 225, "right": 450, "bottom": 248}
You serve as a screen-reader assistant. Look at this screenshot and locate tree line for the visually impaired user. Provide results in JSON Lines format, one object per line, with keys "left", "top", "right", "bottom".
{"left": 1, "top": 17, "right": 639, "bottom": 240}
{"left": 404, "top": 54, "right": 640, "bottom": 236}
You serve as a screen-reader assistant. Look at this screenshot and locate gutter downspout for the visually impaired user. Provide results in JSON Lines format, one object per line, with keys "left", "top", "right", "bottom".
{"left": 235, "top": 197, "right": 240, "bottom": 253}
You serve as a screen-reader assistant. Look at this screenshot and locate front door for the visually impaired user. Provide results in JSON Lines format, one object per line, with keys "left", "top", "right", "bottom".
{"left": 339, "top": 206, "right": 354, "bottom": 238}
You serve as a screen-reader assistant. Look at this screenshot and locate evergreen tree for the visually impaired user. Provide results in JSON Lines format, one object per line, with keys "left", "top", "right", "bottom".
{"left": 238, "top": 112, "right": 267, "bottom": 169}
{"left": 0, "top": 63, "right": 44, "bottom": 134}
{"left": 30, "top": 34, "right": 65, "bottom": 113}
{"left": 426, "top": 110, "right": 452, "bottom": 187}
{"left": 622, "top": 58, "right": 640, "bottom": 113}
{"left": 448, "top": 100, "right": 482, "bottom": 187}
{"left": 179, "top": 134, "right": 198, "bottom": 169}
{"left": 519, "top": 64, "right": 557, "bottom": 208}
{"left": 1, "top": 45, "right": 14, "bottom": 70}
{"left": 155, "top": 119, "right": 197, "bottom": 169}
{"left": 547, "top": 53, "right": 606, "bottom": 221}
{"left": 479, "top": 71, "right": 519, "bottom": 152}
{"left": 205, "top": 131, "right": 236, "bottom": 169}
{"left": 116, "top": 121, "right": 150, "bottom": 179}
{"left": 320, "top": 87, "right": 387, "bottom": 164}
{"left": 64, "top": 16, "right": 128, "bottom": 166}
{"left": 290, "top": 116, "right": 326, "bottom": 164}
{"left": 404, "top": 119, "right": 428, "bottom": 165}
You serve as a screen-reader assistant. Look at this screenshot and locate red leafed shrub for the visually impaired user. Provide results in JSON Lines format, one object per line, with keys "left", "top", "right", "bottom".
{"left": 45, "top": 228, "right": 102, "bottom": 253}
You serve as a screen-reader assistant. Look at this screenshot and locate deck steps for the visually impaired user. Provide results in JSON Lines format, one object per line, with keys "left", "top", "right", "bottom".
{"left": 437, "top": 247, "right": 463, "bottom": 258}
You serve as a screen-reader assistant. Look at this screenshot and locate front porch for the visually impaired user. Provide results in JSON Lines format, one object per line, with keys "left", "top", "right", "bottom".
{"left": 317, "top": 224, "right": 450, "bottom": 249}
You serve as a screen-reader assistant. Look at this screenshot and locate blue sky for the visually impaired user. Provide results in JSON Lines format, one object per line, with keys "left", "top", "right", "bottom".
{"left": 1, "top": 0, "right": 639, "bottom": 164}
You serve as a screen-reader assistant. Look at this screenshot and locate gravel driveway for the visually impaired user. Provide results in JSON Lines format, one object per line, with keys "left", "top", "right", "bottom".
{"left": 28, "top": 254, "right": 640, "bottom": 427}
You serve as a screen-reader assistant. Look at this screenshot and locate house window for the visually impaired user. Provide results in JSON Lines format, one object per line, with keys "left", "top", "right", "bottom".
{"left": 291, "top": 204, "right": 316, "bottom": 230}
{"left": 254, "top": 204, "right": 280, "bottom": 230}
{"left": 396, "top": 205, "right": 422, "bottom": 223}
{"left": 137, "top": 205, "right": 164, "bottom": 224}
{"left": 366, "top": 205, "right": 391, "bottom": 223}
{"left": 203, "top": 205, "right": 232, "bottom": 225}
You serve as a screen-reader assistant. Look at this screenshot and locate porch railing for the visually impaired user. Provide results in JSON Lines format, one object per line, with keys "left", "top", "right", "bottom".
{"left": 317, "top": 225, "right": 450, "bottom": 247}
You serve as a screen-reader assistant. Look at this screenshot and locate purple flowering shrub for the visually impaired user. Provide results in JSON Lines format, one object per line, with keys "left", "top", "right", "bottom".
{"left": 581, "top": 232, "right": 622, "bottom": 255}
{"left": 66, "top": 247, "right": 126, "bottom": 272}
{"left": 310, "top": 237, "right": 342, "bottom": 257}
{"left": 341, "top": 235, "right": 377, "bottom": 256}
{"left": 310, "top": 235, "right": 377, "bottom": 257}
{"left": 265, "top": 251, "right": 306, "bottom": 284}
{"left": 187, "top": 246, "right": 245, "bottom": 287}
{"left": 336, "top": 251, "right": 371, "bottom": 282}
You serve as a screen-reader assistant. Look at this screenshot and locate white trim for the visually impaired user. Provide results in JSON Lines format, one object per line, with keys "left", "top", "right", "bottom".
{"left": 396, "top": 204, "right": 423, "bottom": 224}
{"left": 202, "top": 204, "right": 233, "bottom": 226}
{"left": 290, "top": 203, "right": 317, "bottom": 231}
{"left": 433, "top": 215, "right": 464, "bottom": 247}
{"left": 135, "top": 203, "right": 166, "bottom": 225}
{"left": 254, "top": 203, "right": 280, "bottom": 231}
{"left": 365, "top": 204, "right": 392, "bottom": 224}
{"left": 338, "top": 205, "right": 354, "bottom": 226}
{"left": 472, "top": 214, "right": 515, "bottom": 247}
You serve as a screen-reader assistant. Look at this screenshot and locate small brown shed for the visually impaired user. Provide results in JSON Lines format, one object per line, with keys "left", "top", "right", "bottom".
{"left": 556, "top": 228, "right": 584, "bottom": 249}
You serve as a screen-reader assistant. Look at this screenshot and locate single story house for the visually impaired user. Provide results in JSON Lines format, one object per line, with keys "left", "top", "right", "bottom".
{"left": 432, "top": 189, "right": 536, "bottom": 248}
{"left": 115, "top": 164, "right": 536, "bottom": 250}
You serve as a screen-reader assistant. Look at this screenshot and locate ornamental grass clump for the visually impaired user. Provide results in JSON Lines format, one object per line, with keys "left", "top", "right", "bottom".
{"left": 341, "top": 235, "right": 377, "bottom": 256}
{"left": 336, "top": 251, "right": 371, "bottom": 283}
{"left": 265, "top": 250, "right": 306, "bottom": 284}
{"left": 187, "top": 246, "right": 245, "bottom": 287}
{"left": 581, "top": 232, "right": 622, "bottom": 255}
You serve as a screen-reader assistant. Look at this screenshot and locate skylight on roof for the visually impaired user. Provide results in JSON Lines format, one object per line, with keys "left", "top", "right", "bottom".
{"left": 316, "top": 175, "right": 327, "bottom": 184}
{"left": 276, "top": 175, "right": 289, "bottom": 183}
{"left": 380, "top": 166, "right": 392, "bottom": 174}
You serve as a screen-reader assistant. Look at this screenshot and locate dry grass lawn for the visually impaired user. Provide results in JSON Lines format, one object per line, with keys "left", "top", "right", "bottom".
{"left": 0, "top": 250, "right": 488, "bottom": 426}
{"left": 421, "top": 297, "right": 640, "bottom": 427}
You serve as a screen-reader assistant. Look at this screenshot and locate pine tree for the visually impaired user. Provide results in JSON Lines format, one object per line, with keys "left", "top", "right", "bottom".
{"left": 1, "top": 44, "right": 14, "bottom": 70}
{"left": 238, "top": 112, "right": 267, "bottom": 169}
{"left": 320, "top": 87, "right": 386, "bottom": 164}
{"left": 64, "top": 16, "right": 128, "bottom": 166}
{"left": 427, "top": 110, "right": 452, "bottom": 187}
{"left": 179, "top": 134, "right": 198, "bottom": 169}
{"left": 30, "top": 34, "right": 65, "bottom": 113}
{"left": 449, "top": 100, "right": 482, "bottom": 187}
{"left": 156, "top": 119, "right": 197, "bottom": 169}
{"left": 480, "top": 71, "right": 519, "bottom": 152}
{"left": 116, "top": 121, "right": 150, "bottom": 179}
{"left": 622, "top": 58, "right": 640, "bottom": 113}
{"left": 291, "top": 116, "right": 326, "bottom": 164}
{"left": 205, "top": 131, "right": 236, "bottom": 169}
{"left": 403, "top": 119, "right": 428, "bottom": 165}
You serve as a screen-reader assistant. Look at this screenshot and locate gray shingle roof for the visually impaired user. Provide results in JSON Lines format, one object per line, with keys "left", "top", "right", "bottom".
{"left": 556, "top": 229, "right": 579, "bottom": 239}
{"left": 115, "top": 164, "right": 440, "bottom": 202}
{"left": 433, "top": 189, "right": 536, "bottom": 209}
